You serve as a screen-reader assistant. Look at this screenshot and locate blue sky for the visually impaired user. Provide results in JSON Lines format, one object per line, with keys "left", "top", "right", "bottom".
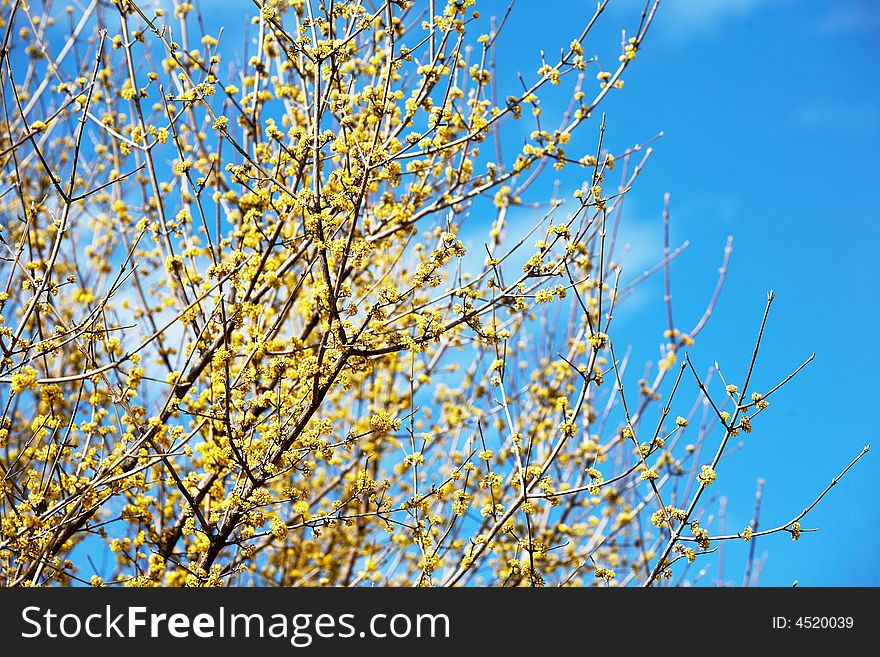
{"left": 14, "top": 0, "right": 875, "bottom": 586}
{"left": 484, "top": 0, "right": 878, "bottom": 585}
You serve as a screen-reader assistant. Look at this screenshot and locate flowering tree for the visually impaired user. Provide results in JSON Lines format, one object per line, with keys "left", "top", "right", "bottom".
{"left": 0, "top": 0, "right": 866, "bottom": 587}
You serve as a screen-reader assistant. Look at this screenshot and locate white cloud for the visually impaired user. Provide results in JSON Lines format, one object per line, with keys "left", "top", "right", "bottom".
{"left": 458, "top": 196, "right": 667, "bottom": 282}
{"left": 611, "top": 214, "right": 664, "bottom": 277}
